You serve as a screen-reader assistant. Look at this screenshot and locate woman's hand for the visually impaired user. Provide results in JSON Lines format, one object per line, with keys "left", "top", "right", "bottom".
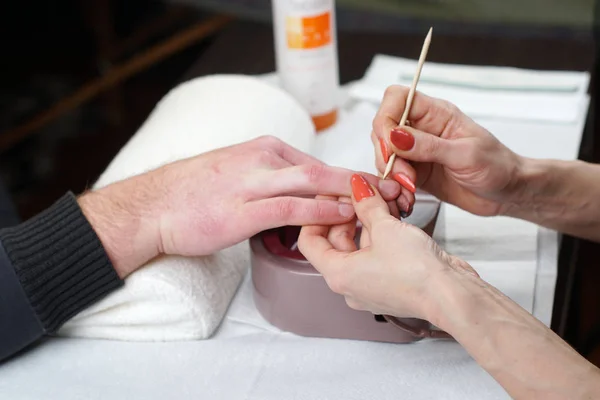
{"left": 298, "top": 173, "right": 477, "bottom": 319}
{"left": 373, "top": 86, "right": 524, "bottom": 217}
{"left": 298, "top": 174, "right": 600, "bottom": 399}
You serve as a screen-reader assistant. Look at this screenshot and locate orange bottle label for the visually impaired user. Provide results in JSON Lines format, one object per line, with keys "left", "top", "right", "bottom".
{"left": 286, "top": 12, "right": 331, "bottom": 49}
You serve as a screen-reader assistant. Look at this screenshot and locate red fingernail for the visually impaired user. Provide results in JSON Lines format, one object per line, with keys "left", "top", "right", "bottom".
{"left": 390, "top": 128, "right": 415, "bottom": 151}
{"left": 351, "top": 174, "right": 375, "bottom": 202}
{"left": 379, "top": 137, "right": 390, "bottom": 163}
{"left": 392, "top": 173, "right": 416, "bottom": 194}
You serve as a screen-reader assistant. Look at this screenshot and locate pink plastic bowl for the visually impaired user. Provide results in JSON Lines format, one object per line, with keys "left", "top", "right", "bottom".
{"left": 250, "top": 194, "right": 442, "bottom": 343}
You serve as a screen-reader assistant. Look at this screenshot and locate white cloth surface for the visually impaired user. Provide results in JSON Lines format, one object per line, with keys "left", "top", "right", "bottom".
{"left": 314, "top": 102, "right": 379, "bottom": 174}
{"left": 0, "top": 57, "right": 589, "bottom": 399}
{"left": 349, "top": 54, "right": 590, "bottom": 123}
{"left": 58, "top": 75, "right": 316, "bottom": 341}
{"left": 0, "top": 333, "right": 507, "bottom": 400}
{"left": 0, "top": 272, "right": 509, "bottom": 400}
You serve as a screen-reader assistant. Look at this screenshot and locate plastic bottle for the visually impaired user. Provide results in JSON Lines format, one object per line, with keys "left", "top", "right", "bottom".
{"left": 272, "top": 0, "right": 340, "bottom": 132}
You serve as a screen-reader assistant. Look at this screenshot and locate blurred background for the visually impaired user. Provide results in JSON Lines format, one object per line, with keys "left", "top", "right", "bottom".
{"left": 0, "top": 0, "right": 599, "bottom": 365}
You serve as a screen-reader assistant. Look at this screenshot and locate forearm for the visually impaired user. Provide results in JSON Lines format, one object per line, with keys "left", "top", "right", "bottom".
{"left": 0, "top": 169, "right": 163, "bottom": 361}
{"left": 506, "top": 158, "right": 600, "bottom": 242}
{"left": 428, "top": 271, "right": 600, "bottom": 399}
{"left": 0, "top": 193, "right": 123, "bottom": 361}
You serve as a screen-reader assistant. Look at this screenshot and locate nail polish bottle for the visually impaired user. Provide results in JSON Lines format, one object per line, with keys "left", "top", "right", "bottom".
{"left": 272, "top": 0, "right": 339, "bottom": 132}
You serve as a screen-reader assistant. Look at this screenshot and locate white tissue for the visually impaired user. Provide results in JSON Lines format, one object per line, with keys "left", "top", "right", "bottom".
{"left": 349, "top": 54, "right": 590, "bottom": 123}
{"left": 58, "top": 75, "right": 316, "bottom": 341}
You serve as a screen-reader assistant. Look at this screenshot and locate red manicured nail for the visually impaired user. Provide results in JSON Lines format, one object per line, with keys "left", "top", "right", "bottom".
{"left": 390, "top": 128, "right": 415, "bottom": 151}
{"left": 351, "top": 174, "right": 375, "bottom": 202}
{"left": 379, "top": 137, "right": 390, "bottom": 163}
{"left": 392, "top": 173, "right": 416, "bottom": 194}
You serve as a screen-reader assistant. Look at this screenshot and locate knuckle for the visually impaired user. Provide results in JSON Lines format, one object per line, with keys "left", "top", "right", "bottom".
{"left": 254, "top": 149, "right": 274, "bottom": 164}
{"left": 441, "top": 99, "right": 460, "bottom": 115}
{"left": 448, "top": 104, "right": 461, "bottom": 118}
{"left": 326, "top": 271, "right": 349, "bottom": 295}
{"left": 441, "top": 101, "right": 463, "bottom": 128}
{"left": 369, "top": 214, "right": 391, "bottom": 235}
{"left": 422, "top": 99, "right": 460, "bottom": 131}
{"left": 345, "top": 298, "right": 363, "bottom": 311}
{"left": 271, "top": 197, "right": 295, "bottom": 223}
{"left": 422, "top": 137, "right": 441, "bottom": 158}
{"left": 302, "top": 164, "right": 327, "bottom": 185}
{"left": 256, "top": 135, "right": 283, "bottom": 149}
{"left": 371, "top": 218, "right": 411, "bottom": 241}
{"left": 311, "top": 201, "right": 329, "bottom": 221}
{"left": 383, "top": 84, "right": 404, "bottom": 99}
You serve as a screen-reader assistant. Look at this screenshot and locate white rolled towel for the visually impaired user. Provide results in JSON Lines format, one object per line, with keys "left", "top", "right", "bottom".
{"left": 58, "top": 75, "right": 316, "bottom": 341}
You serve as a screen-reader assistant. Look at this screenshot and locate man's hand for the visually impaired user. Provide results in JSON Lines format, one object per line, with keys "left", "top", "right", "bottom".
{"left": 79, "top": 136, "right": 402, "bottom": 278}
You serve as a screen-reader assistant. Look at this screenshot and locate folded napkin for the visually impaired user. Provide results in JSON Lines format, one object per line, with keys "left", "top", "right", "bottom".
{"left": 349, "top": 54, "right": 590, "bottom": 123}
{"left": 58, "top": 75, "right": 316, "bottom": 341}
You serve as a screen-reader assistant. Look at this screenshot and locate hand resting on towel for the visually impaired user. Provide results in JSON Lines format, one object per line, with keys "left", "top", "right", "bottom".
{"left": 0, "top": 134, "right": 402, "bottom": 361}
{"left": 79, "top": 135, "right": 402, "bottom": 279}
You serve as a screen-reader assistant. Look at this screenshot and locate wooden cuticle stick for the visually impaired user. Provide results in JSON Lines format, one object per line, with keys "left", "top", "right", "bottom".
{"left": 382, "top": 27, "right": 433, "bottom": 179}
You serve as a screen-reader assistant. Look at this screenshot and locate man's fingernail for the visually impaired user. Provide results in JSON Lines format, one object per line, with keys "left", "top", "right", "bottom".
{"left": 339, "top": 203, "right": 355, "bottom": 218}
{"left": 351, "top": 174, "right": 375, "bottom": 202}
{"left": 379, "top": 137, "right": 390, "bottom": 163}
{"left": 400, "top": 211, "right": 409, "bottom": 218}
{"left": 392, "top": 173, "right": 416, "bottom": 194}
{"left": 390, "top": 128, "right": 415, "bottom": 151}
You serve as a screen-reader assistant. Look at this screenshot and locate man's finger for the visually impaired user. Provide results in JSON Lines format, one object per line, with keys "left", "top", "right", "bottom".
{"left": 250, "top": 197, "right": 355, "bottom": 229}
{"left": 248, "top": 165, "right": 401, "bottom": 201}
{"left": 327, "top": 197, "right": 358, "bottom": 252}
{"left": 257, "top": 135, "right": 324, "bottom": 166}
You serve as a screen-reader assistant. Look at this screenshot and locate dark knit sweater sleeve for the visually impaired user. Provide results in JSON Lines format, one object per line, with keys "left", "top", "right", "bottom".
{"left": 0, "top": 192, "right": 123, "bottom": 361}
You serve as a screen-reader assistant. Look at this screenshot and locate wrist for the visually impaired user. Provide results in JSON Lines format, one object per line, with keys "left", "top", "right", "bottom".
{"left": 421, "top": 267, "right": 479, "bottom": 334}
{"left": 501, "top": 156, "right": 552, "bottom": 219}
{"left": 423, "top": 261, "right": 600, "bottom": 399}
{"left": 498, "top": 155, "right": 534, "bottom": 217}
{"left": 78, "top": 173, "right": 162, "bottom": 278}
{"left": 502, "top": 157, "right": 585, "bottom": 223}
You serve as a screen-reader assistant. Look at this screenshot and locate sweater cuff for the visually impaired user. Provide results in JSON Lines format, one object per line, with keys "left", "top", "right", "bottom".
{"left": 0, "top": 192, "right": 123, "bottom": 333}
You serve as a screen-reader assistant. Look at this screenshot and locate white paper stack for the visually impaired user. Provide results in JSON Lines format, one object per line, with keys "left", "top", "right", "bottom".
{"left": 349, "top": 54, "right": 590, "bottom": 124}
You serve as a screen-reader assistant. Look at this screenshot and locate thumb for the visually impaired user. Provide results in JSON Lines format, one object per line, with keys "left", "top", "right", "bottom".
{"left": 388, "top": 125, "right": 459, "bottom": 167}
{"left": 350, "top": 174, "right": 392, "bottom": 232}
